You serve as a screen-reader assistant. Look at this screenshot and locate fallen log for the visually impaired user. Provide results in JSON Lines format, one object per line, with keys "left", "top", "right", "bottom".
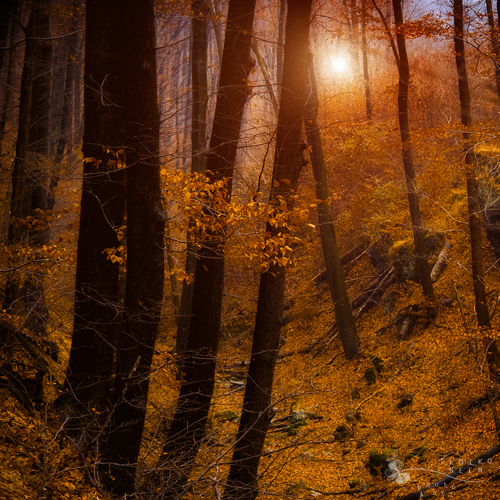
{"left": 313, "top": 238, "right": 371, "bottom": 286}
{"left": 353, "top": 267, "right": 396, "bottom": 315}
{"left": 430, "top": 241, "right": 451, "bottom": 283}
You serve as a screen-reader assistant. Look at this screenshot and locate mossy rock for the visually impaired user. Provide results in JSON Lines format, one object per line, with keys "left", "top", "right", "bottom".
{"left": 334, "top": 424, "right": 353, "bottom": 441}
{"left": 389, "top": 231, "right": 445, "bottom": 283}
{"left": 348, "top": 478, "right": 361, "bottom": 488}
{"left": 364, "top": 367, "right": 377, "bottom": 385}
{"left": 368, "top": 448, "right": 396, "bottom": 476}
{"left": 214, "top": 410, "right": 238, "bottom": 422}
{"left": 285, "top": 479, "right": 307, "bottom": 494}
{"left": 371, "top": 355, "right": 383, "bottom": 373}
{"left": 405, "top": 445, "right": 427, "bottom": 462}
{"left": 281, "top": 409, "right": 309, "bottom": 437}
{"left": 389, "top": 239, "right": 417, "bottom": 283}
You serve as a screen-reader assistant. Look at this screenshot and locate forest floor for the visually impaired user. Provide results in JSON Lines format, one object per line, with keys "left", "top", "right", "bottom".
{"left": 2, "top": 176, "right": 500, "bottom": 500}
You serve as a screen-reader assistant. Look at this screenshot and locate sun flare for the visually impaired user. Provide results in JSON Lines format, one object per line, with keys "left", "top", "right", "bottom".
{"left": 330, "top": 57, "right": 348, "bottom": 73}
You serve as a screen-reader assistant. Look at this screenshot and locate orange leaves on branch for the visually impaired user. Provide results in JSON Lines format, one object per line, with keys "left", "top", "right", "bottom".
{"left": 159, "top": 167, "right": 315, "bottom": 273}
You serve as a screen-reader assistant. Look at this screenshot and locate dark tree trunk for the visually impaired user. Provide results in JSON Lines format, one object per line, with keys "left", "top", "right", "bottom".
{"left": 223, "top": 2, "right": 312, "bottom": 499}
{"left": 62, "top": 0, "right": 125, "bottom": 431}
{"left": 454, "top": 0, "right": 490, "bottom": 328}
{"left": 0, "top": 0, "right": 14, "bottom": 80}
{"left": 391, "top": 0, "right": 436, "bottom": 316}
{"left": 2, "top": 7, "right": 37, "bottom": 318}
{"left": 53, "top": 4, "right": 78, "bottom": 167}
{"left": 20, "top": 0, "right": 52, "bottom": 347}
{"left": 454, "top": 0, "right": 500, "bottom": 383}
{"left": 0, "top": 0, "right": 16, "bottom": 159}
{"left": 156, "top": 1, "right": 256, "bottom": 497}
{"left": 305, "top": 57, "right": 360, "bottom": 360}
{"left": 361, "top": 0, "right": 373, "bottom": 118}
{"left": 100, "top": 0, "right": 163, "bottom": 494}
{"left": 7, "top": 8, "right": 36, "bottom": 248}
{"left": 176, "top": 0, "right": 209, "bottom": 359}
{"left": 28, "top": 0, "right": 52, "bottom": 247}
{"left": 486, "top": 0, "right": 500, "bottom": 103}
{"left": 48, "top": 24, "right": 76, "bottom": 209}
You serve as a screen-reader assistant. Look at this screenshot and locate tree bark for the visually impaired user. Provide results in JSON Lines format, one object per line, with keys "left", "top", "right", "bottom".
{"left": 454, "top": 0, "right": 500, "bottom": 382}
{"left": 176, "top": 0, "right": 210, "bottom": 359}
{"left": 305, "top": 57, "right": 360, "bottom": 359}
{"left": 155, "top": 1, "right": 256, "bottom": 497}
{"left": 99, "top": 0, "right": 163, "bottom": 494}
{"left": 391, "top": 0, "right": 436, "bottom": 316}
{"left": 361, "top": 0, "right": 373, "bottom": 118}
{"left": 2, "top": 7, "right": 37, "bottom": 318}
{"left": 7, "top": 8, "right": 36, "bottom": 248}
{"left": 0, "top": 0, "right": 17, "bottom": 160}
{"left": 486, "top": 0, "right": 500, "bottom": 103}
{"left": 251, "top": 37, "right": 279, "bottom": 116}
{"left": 223, "top": 2, "right": 312, "bottom": 498}
{"left": 62, "top": 0, "right": 125, "bottom": 431}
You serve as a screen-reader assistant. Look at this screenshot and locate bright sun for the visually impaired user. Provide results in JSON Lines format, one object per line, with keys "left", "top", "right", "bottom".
{"left": 330, "top": 57, "right": 348, "bottom": 73}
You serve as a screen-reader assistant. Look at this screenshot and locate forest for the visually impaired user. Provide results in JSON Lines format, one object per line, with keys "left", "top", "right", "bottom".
{"left": 2, "top": 0, "right": 500, "bottom": 498}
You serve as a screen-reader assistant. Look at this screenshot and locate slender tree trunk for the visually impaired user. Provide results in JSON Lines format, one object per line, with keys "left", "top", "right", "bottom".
{"left": 305, "top": 57, "right": 360, "bottom": 359}
{"left": 361, "top": 0, "right": 373, "bottom": 118}
{"left": 62, "top": 0, "right": 125, "bottom": 432}
{"left": 277, "top": 0, "right": 286, "bottom": 88}
{"left": 454, "top": 0, "right": 500, "bottom": 382}
{"left": 2, "top": 8, "right": 37, "bottom": 319}
{"left": 28, "top": 0, "right": 52, "bottom": 246}
{"left": 7, "top": 9, "right": 35, "bottom": 248}
{"left": 48, "top": 15, "right": 76, "bottom": 209}
{"left": 350, "top": 0, "right": 360, "bottom": 72}
{"left": 391, "top": 0, "right": 436, "bottom": 316}
{"left": 100, "top": 0, "right": 163, "bottom": 494}
{"left": 0, "top": 0, "right": 14, "bottom": 81}
{"left": 251, "top": 37, "right": 279, "bottom": 116}
{"left": 486, "top": 0, "right": 500, "bottom": 103}
{"left": 20, "top": 0, "right": 53, "bottom": 345}
{"left": 155, "top": 1, "right": 256, "bottom": 498}
{"left": 223, "top": 2, "right": 312, "bottom": 499}
{"left": 176, "top": 0, "right": 209, "bottom": 359}
{"left": 0, "top": 0, "right": 17, "bottom": 159}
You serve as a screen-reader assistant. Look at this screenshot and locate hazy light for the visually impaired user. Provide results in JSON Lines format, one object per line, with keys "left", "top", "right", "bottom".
{"left": 330, "top": 57, "right": 348, "bottom": 73}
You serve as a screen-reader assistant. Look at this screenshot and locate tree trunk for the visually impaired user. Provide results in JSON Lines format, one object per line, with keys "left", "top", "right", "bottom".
{"left": 176, "top": 0, "right": 210, "bottom": 359}
{"left": 0, "top": 0, "right": 14, "bottom": 82}
{"left": 2, "top": 7, "right": 37, "bottom": 320}
{"left": 454, "top": 0, "right": 500, "bottom": 382}
{"left": 486, "top": 0, "right": 500, "bottom": 103}
{"left": 49, "top": 14, "right": 77, "bottom": 209}
{"left": 361, "top": 0, "right": 373, "bottom": 118}
{"left": 0, "top": 0, "right": 16, "bottom": 159}
{"left": 305, "top": 57, "right": 360, "bottom": 360}
{"left": 277, "top": 0, "right": 286, "bottom": 88}
{"left": 99, "top": 0, "right": 163, "bottom": 494}
{"left": 62, "top": 0, "right": 125, "bottom": 432}
{"left": 6, "top": 8, "right": 36, "bottom": 248}
{"left": 223, "top": 2, "right": 312, "bottom": 498}
{"left": 155, "top": 1, "right": 256, "bottom": 498}
{"left": 391, "top": 0, "right": 436, "bottom": 316}
{"left": 28, "top": 0, "right": 52, "bottom": 247}
{"left": 350, "top": 0, "right": 360, "bottom": 72}
{"left": 251, "top": 37, "right": 279, "bottom": 116}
